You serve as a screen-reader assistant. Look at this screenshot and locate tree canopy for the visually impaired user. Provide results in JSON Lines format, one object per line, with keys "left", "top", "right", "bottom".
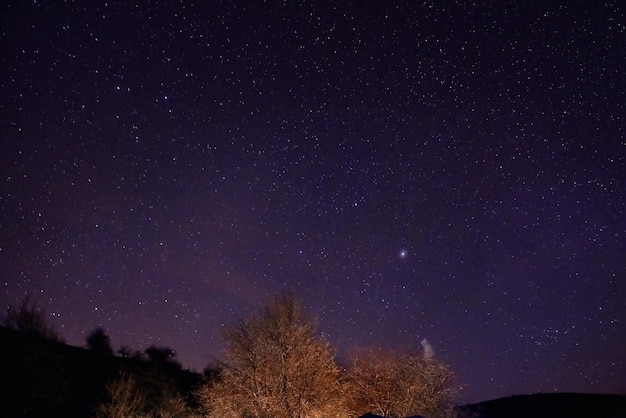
{"left": 197, "top": 294, "right": 348, "bottom": 418}
{"left": 86, "top": 326, "right": 114, "bottom": 356}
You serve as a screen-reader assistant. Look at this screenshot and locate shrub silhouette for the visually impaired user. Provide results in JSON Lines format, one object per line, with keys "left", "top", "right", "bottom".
{"left": 1, "top": 296, "right": 63, "bottom": 342}
{"left": 86, "top": 326, "right": 114, "bottom": 356}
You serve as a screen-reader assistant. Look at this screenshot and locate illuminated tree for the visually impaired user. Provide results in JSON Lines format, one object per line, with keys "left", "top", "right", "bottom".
{"left": 96, "top": 370, "right": 145, "bottom": 418}
{"left": 196, "top": 294, "right": 348, "bottom": 418}
{"left": 95, "top": 368, "right": 201, "bottom": 418}
{"left": 345, "top": 347, "right": 457, "bottom": 418}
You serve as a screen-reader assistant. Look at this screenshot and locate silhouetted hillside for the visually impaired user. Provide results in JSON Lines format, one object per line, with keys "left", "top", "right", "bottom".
{"left": 4, "top": 325, "right": 624, "bottom": 418}
{"left": 0, "top": 326, "right": 202, "bottom": 418}
{"left": 457, "top": 392, "right": 626, "bottom": 418}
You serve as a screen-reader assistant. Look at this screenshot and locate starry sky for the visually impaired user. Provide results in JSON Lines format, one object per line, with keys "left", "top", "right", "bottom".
{"left": 1, "top": 0, "right": 624, "bottom": 404}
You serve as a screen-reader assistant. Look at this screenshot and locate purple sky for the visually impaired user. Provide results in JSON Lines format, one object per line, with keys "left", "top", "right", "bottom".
{"left": 1, "top": 0, "right": 624, "bottom": 403}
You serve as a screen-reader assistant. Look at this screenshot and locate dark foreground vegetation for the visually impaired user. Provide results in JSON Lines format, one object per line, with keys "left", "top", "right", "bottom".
{"left": 0, "top": 324, "right": 202, "bottom": 417}
{"left": 1, "top": 296, "right": 623, "bottom": 418}
{"left": 0, "top": 295, "right": 456, "bottom": 418}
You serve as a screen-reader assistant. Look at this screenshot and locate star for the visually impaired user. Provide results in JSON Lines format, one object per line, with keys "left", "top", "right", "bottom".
{"left": 1, "top": 0, "right": 623, "bottom": 405}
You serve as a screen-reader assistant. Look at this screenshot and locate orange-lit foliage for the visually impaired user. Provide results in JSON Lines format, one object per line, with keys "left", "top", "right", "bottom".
{"left": 196, "top": 294, "right": 349, "bottom": 418}
{"left": 345, "top": 346, "right": 457, "bottom": 418}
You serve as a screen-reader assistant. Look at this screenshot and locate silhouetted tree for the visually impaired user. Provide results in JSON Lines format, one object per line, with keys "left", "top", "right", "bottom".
{"left": 117, "top": 345, "right": 132, "bottom": 358}
{"left": 145, "top": 344, "right": 182, "bottom": 370}
{"left": 196, "top": 294, "right": 348, "bottom": 418}
{"left": 1, "top": 295, "right": 63, "bottom": 342}
{"left": 86, "top": 326, "right": 114, "bottom": 356}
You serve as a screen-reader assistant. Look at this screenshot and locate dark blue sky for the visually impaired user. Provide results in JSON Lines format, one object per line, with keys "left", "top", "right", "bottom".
{"left": 1, "top": 0, "right": 624, "bottom": 403}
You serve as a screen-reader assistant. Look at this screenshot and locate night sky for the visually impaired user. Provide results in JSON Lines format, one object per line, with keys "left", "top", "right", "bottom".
{"left": 1, "top": 0, "right": 624, "bottom": 403}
